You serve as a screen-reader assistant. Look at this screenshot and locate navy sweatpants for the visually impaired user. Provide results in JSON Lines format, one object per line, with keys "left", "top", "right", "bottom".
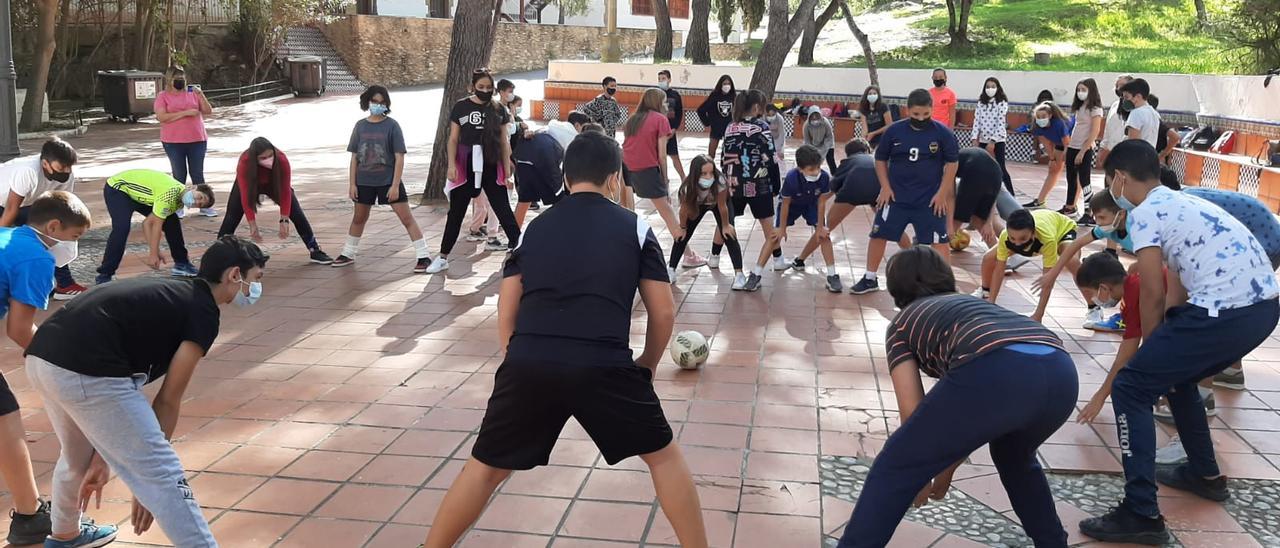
{"left": 838, "top": 345, "right": 1077, "bottom": 548}
{"left": 1111, "top": 298, "right": 1279, "bottom": 518}
{"left": 96, "top": 183, "right": 191, "bottom": 283}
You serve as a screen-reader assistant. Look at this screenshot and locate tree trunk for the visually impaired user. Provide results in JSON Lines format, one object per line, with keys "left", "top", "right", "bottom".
{"left": 685, "top": 0, "right": 711, "bottom": 64}
{"left": 427, "top": 0, "right": 451, "bottom": 18}
{"left": 654, "top": 0, "right": 674, "bottom": 61}
{"left": 1193, "top": 0, "right": 1207, "bottom": 28}
{"left": 21, "top": 0, "right": 60, "bottom": 131}
{"left": 558, "top": 0, "right": 566, "bottom": 24}
{"left": 837, "top": 0, "right": 878, "bottom": 87}
{"left": 947, "top": 0, "right": 973, "bottom": 50}
{"left": 748, "top": 0, "right": 820, "bottom": 97}
{"left": 798, "top": 0, "right": 838, "bottom": 66}
{"left": 422, "top": 0, "right": 501, "bottom": 201}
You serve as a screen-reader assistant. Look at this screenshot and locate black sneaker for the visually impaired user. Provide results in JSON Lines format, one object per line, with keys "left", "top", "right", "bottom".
{"left": 791, "top": 257, "right": 806, "bottom": 270}
{"left": 1156, "top": 464, "right": 1229, "bottom": 502}
{"left": 331, "top": 255, "right": 355, "bottom": 268}
{"left": 309, "top": 249, "right": 334, "bottom": 265}
{"left": 1077, "top": 212, "right": 1096, "bottom": 226}
{"left": 825, "top": 274, "right": 843, "bottom": 293}
{"left": 7, "top": 499, "right": 51, "bottom": 546}
{"left": 1079, "top": 505, "right": 1170, "bottom": 545}
{"left": 414, "top": 257, "right": 431, "bottom": 274}
{"left": 485, "top": 237, "right": 506, "bottom": 251}
{"left": 1022, "top": 198, "right": 1045, "bottom": 209}
{"left": 850, "top": 276, "right": 879, "bottom": 295}
{"left": 742, "top": 273, "right": 763, "bottom": 292}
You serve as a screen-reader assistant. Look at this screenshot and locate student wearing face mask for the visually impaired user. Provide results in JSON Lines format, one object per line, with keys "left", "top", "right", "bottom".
{"left": 1023, "top": 101, "right": 1070, "bottom": 211}
{"left": 803, "top": 106, "right": 837, "bottom": 173}
{"left": 658, "top": 70, "right": 688, "bottom": 184}
{"left": 849, "top": 89, "right": 959, "bottom": 295}
{"left": 696, "top": 75, "right": 737, "bottom": 159}
{"left": 154, "top": 65, "right": 216, "bottom": 218}
{"left": 667, "top": 154, "right": 744, "bottom": 286}
{"left": 96, "top": 168, "right": 212, "bottom": 284}
{"left": 0, "top": 192, "right": 92, "bottom": 546}
{"left": 581, "top": 76, "right": 627, "bottom": 138}
{"left": 756, "top": 145, "right": 836, "bottom": 292}
{"left": 857, "top": 86, "right": 892, "bottom": 148}
{"left": 1066, "top": 78, "right": 1105, "bottom": 225}
{"left": 1034, "top": 190, "right": 1132, "bottom": 331}
{"left": 217, "top": 137, "right": 333, "bottom": 264}
{"left": 1097, "top": 75, "right": 1135, "bottom": 175}
{"left": 974, "top": 208, "right": 1082, "bottom": 310}
{"left": 0, "top": 138, "right": 87, "bottom": 299}
{"left": 28, "top": 236, "right": 269, "bottom": 548}
{"left": 927, "top": 68, "right": 957, "bottom": 128}
{"left": 721, "top": 89, "right": 781, "bottom": 291}
{"left": 1120, "top": 78, "right": 1160, "bottom": 147}
{"left": 972, "top": 77, "right": 1013, "bottom": 194}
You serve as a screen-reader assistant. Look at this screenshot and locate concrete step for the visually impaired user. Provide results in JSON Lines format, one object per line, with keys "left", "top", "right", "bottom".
{"left": 278, "top": 26, "right": 365, "bottom": 91}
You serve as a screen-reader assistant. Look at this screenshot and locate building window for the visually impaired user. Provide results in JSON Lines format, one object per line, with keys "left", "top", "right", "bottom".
{"left": 632, "top": 0, "right": 689, "bottom": 19}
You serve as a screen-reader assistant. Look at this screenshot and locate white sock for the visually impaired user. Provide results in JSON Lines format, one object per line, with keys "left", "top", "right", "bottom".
{"left": 863, "top": 271, "right": 877, "bottom": 281}
{"left": 412, "top": 238, "right": 431, "bottom": 260}
{"left": 342, "top": 236, "right": 360, "bottom": 258}
{"left": 826, "top": 262, "right": 836, "bottom": 272}
{"left": 752, "top": 265, "right": 764, "bottom": 276}
{"left": 1198, "top": 385, "right": 1213, "bottom": 398}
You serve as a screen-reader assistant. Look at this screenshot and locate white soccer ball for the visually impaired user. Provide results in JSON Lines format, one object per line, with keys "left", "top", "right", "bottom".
{"left": 670, "top": 330, "right": 710, "bottom": 370}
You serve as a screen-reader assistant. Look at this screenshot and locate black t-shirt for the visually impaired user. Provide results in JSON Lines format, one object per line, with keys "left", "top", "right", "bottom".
{"left": 26, "top": 278, "right": 221, "bottom": 381}
{"left": 450, "top": 97, "right": 511, "bottom": 148}
{"left": 664, "top": 88, "right": 684, "bottom": 131}
{"left": 886, "top": 293, "right": 1064, "bottom": 378}
{"left": 502, "top": 192, "right": 668, "bottom": 365}
{"left": 955, "top": 147, "right": 1003, "bottom": 199}
{"left": 862, "top": 103, "right": 889, "bottom": 136}
{"left": 832, "top": 154, "right": 879, "bottom": 205}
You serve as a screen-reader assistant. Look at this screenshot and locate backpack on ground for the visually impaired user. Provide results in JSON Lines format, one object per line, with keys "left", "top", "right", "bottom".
{"left": 1210, "top": 131, "right": 1237, "bottom": 154}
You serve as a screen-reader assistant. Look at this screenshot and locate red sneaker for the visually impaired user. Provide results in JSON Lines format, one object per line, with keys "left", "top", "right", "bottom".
{"left": 53, "top": 283, "right": 88, "bottom": 301}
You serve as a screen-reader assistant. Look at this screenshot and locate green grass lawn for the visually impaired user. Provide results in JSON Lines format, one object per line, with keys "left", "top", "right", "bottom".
{"left": 827, "top": 0, "right": 1236, "bottom": 74}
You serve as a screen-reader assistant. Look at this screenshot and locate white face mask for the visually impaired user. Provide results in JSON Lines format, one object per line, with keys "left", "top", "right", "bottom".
{"left": 658, "top": 80, "right": 669, "bottom": 90}
{"left": 513, "top": 105, "right": 523, "bottom": 115}
{"left": 33, "top": 227, "right": 78, "bottom": 268}
{"left": 234, "top": 279, "right": 262, "bottom": 307}
{"left": 1077, "top": 91, "right": 1090, "bottom": 101}
{"left": 1035, "top": 117, "right": 1050, "bottom": 128}
{"left": 985, "top": 87, "right": 998, "bottom": 97}
{"left": 721, "top": 84, "right": 731, "bottom": 94}
{"left": 866, "top": 93, "right": 879, "bottom": 103}
{"left": 698, "top": 177, "right": 714, "bottom": 189}
{"left": 1093, "top": 294, "right": 1119, "bottom": 308}
{"left": 804, "top": 173, "right": 822, "bottom": 182}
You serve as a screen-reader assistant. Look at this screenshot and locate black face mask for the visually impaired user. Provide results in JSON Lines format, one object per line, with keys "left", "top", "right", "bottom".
{"left": 1005, "top": 238, "right": 1043, "bottom": 256}
{"left": 909, "top": 117, "right": 932, "bottom": 130}
{"left": 44, "top": 168, "right": 71, "bottom": 183}
{"left": 933, "top": 79, "right": 946, "bottom": 88}
{"left": 173, "top": 79, "right": 186, "bottom": 90}
{"left": 605, "top": 88, "right": 617, "bottom": 96}
{"left": 475, "top": 90, "right": 493, "bottom": 102}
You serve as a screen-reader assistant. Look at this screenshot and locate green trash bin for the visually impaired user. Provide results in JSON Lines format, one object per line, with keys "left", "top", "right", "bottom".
{"left": 97, "top": 70, "right": 164, "bottom": 123}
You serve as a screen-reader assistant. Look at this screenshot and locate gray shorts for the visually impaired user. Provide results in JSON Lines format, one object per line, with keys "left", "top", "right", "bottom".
{"left": 625, "top": 166, "right": 668, "bottom": 199}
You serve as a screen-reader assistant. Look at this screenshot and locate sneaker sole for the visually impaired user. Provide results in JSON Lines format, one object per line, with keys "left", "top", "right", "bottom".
{"left": 1157, "top": 466, "right": 1230, "bottom": 502}
{"left": 1212, "top": 378, "right": 1246, "bottom": 391}
{"left": 849, "top": 287, "right": 879, "bottom": 295}
{"left": 331, "top": 261, "right": 355, "bottom": 268}
{"left": 52, "top": 293, "right": 81, "bottom": 301}
{"left": 310, "top": 258, "right": 334, "bottom": 265}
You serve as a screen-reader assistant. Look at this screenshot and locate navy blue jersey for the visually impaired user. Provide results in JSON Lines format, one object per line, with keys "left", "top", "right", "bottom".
{"left": 780, "top": 169, "right": 831, "bottom": 207}
{"left": 875, "top": 120, "right": 959, "bottom": 208}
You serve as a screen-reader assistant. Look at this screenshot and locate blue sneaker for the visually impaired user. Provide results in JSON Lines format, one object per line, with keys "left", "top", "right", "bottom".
{"left": 171, "top": 262, "right": 199, "bottom": 277}
{"left": 43, "top": 522, "right": 117, "bottom": 547}
{"left": 1086, "top": 312, "right": 1124, "bottom": 333}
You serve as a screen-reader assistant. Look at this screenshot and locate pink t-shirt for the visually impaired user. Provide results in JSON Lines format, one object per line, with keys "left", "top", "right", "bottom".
{"left": 154, "top": 91, "right": 208, "bottom": 143}
{"left": 929, "top": 86, "right": 958, "bottom": 127}
{"left": 621, "top": 111, "right": 672, "bottom": 170}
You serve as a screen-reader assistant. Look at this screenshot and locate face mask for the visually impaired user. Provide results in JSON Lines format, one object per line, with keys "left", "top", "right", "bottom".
{"left": 605, "top": 88, "right": 617, "bottom": 96}
{"left": 1120, "top": 99, "right": 1135, "bottom": 111}
{"left": 1115, "top": 88, "right": 1124, "bottom": 98}
{"left": 985, "top": 87, "right": 998, "bottom": 97}
{"left": 804, "top": 173, "right": 822, "bottom": 182}
{"left": 369, "top": 103, "right": 389, "bottom": 116}
{"left": 1110, "top": 174, "right": 1138, "bottom": 211}
{"left": 933, "top": 79, "right": 946, "bottom": 88}
{"left": 32, "top": 227, "right": 77, "bottom": 268}
{"left": 809, "top": 118, "right": 822, "bottom": 126}
{"left": 501, "top": 92, "right": 513, "bottom": 103}
{"left": 909, "top": 117, "right": 932, "bottom": 130}
{"left": 258, "top": 156, "right": 274, "bottom": 169}
{"left": 44, "top": 167, "right": 71, "bottom": 183}
{"left": 475, "top": 90, "right": 494, "bottom": 102}
{"left": 1035, "top": 117, "right": 1050, "bottom": 128}
{"left": 234, "top": 279, "right": 262, "bottom": 308}
{"left": 1077, "top": 91, "right": 1090, "bottom": 101}
{"left": 866, "top": 93, "right": 879, "bottom": 103}
{"left": 1093, "top": 294, "right": 1119, "bottom": 308}
{"left": 658, "top": 80, "right": 669, "bottom": 90}
{"left": 174, "top": 79, "right": 186, "bottom": 90}
{"left": 1097, "top": 223, "right": 1115, "bottom": 233}
{"left": 1004, "top": 238, "right": 1042, "bottom": 255}
{"left": 721, "top": 85, "right": 731, "bottom": 94}
{"left": 698, "top": 177, "right": 714, "bottom": 189}
{"left": 182, "top": 191, "right": 197, "bottom": 207}
{"left": 513, "top": 106, "right": 523, "bottom": 116}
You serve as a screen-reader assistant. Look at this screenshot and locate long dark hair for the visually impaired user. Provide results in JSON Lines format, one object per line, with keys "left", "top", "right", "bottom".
{"left": 471, "top": 69, "right": 506, "bottom": 163}
{"left": 679, "top": 154, "right": 723, "bottom": 216}
{"left": 886, "top": 246, "right": 957, "bottom": 308}
{"left": 713, "top": 74, "right": 736, "bottom": 99}
{"left": 979, "top": 77, "right": 1008, "bottom": 104}
{"left": 858, "top": 85, "right": 882, "bottom": 114}
{"left": 244, "top": 137, "right": 280, "bottom": 212}
{"left": 732, "top": 89, "right": 767, "bottom": 122}
{"left": 1071, "top": 77, "right": 1103, "bottom": 113}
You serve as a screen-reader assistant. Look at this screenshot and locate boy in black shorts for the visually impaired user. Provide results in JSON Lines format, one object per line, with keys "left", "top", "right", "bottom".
{"left": 952, "top": 147, "right": 1005, "bottom": 246}
{"left": 761, "top": 145, "right": 836, "bottom": 291}
{"left": 422, "top": 131, "right": 708, "bottom": 548}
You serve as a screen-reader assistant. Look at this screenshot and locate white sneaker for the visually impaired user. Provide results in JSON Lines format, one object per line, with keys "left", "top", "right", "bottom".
{"left": 772, "top": 256, "right": 791, "bottom": 271}
{"left": 175, "top": 208, "right": 187, "bottom": 219}
{"left": 1005, "top": 254, "right": 1032, "bottom": 273}
{"left": 707, "top": 254, "right": 721, "bottom": 270}
{"left": 1083, "top": 307, "right": 1106, "bottom": 329}
{"left": 731, "top": 272, "right": 748, "bottom": 291}
{"left": 198, "top": 207, "right": 220, "bottom": 217}
{"left": 425, "top": 257, "right": 449, "bottom": 274}
{"left": 667, "top": 266, "right": 677, "bottom": 283}
{"left": 1155, "top": 437, "right": 1188, "bottom": 465}
{"left": 971, "top": 287, "right": 990, "bottom": 300}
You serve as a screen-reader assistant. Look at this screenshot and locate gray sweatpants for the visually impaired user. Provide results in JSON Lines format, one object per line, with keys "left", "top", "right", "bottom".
{"left": 995, "top": 188, "right": 1020, "bottom": 221}
{"left": 26, "top": 356, "right": 217, "bottom": 547}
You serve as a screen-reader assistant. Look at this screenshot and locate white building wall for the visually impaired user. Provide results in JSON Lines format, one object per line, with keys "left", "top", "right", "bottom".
{"left": 370, "top": 0, "right": 691, "bottom": 35}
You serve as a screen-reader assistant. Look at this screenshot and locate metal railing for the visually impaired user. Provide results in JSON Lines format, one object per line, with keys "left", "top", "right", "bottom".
{"left": 201, "top": 79, "right": 291, "bottom": 106}
{"left": 66, "top": 0, "right": 238, "bottom": 25}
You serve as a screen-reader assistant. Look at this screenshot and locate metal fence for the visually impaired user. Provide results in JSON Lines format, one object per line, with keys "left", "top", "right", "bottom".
{"left": 66, "top": 0, "right": 239, "bottom": 26}
{"left": 202, "top": 79, "right": 291, "bottom": 106}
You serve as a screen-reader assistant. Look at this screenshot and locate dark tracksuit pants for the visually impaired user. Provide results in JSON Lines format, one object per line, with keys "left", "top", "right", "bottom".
{"left": 839, "top": 345, "right": 1077, "bottom": 548}
{"left": 1110, "top": 299, "right": 1279, "bottom": 519}
{"left": 0, "top": 205, "right": 76, "bottom": 287}
{"left": 669, "top": 206, "right": 742, "bottom": 270}
{"left": 97, "top": 184, "right": 191, "bottom": 283}
{"left": 217, "top": 185, "right": 321, "bottom": 251}
{"left": 441, "top": 162, "right": 520, "bottom": 255}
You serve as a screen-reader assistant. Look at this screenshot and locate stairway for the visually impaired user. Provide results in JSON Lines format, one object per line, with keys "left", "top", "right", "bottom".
{"left": 278, "top": 26, "right": 365, "bottom": 92}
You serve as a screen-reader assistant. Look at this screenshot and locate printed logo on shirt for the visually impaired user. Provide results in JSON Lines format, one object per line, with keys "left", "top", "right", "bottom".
{"left": 929, "top": 141, "right": 940, "bottom": 154}
{"left": 464, "top": 111, "right": 485, "bottom": 127}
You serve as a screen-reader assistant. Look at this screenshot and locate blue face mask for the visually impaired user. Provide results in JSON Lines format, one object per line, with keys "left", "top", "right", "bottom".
{"left": 182, "top": 191, "right": 196, "bottom": 207}
{"left": 234, "top": 280, "right": 262, "bottom": 307}
{"left": 1111, "top": 173, "right": 1137, "bottom": 211}
{"left": 369, "top": 103, "right": 389, "bottom": 116}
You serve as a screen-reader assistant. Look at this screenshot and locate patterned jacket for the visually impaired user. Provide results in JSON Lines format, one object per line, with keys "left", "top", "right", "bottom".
{"left": 721, "top": 118, "right": 777, "bottom": 198}
{"left": 581, "top": 95, "right": 627, "bottom": 136}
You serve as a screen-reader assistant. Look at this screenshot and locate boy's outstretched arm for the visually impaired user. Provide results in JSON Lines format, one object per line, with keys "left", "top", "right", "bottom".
{"left": 497, "top": 275, "right": 522, "bottom": 356}
{"left": 637, "top": 279, "right": 676, "bottom": 375}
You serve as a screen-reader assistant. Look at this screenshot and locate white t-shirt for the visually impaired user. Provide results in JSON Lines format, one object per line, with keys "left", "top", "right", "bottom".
{"left": 1101, "top": 100, "right": 1127, "bottom": 150}
{"left": 1128, "top": 186, "right": 1279, "bottom": 314}
{"left": 0, "top": 155, "right": 75, "bottom": 209}
{"left": 1124, "top": 104, "right": 1161, "bottom": 147}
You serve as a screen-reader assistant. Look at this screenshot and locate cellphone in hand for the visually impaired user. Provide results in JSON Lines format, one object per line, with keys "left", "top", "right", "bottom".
{"left": 186, "top": 84, "right": 201, "bottom": 93}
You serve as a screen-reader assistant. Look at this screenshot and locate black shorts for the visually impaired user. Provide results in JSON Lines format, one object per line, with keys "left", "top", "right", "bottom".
{"left": 710, "top": 124, "right": 728, "bottom": 140}
{"left": 666, "top": 133, "right": 680, "bottom": 156}
{"left": 515, "top": 164, "right": 563, "bottom": 205}
{"left": 954, "top": 186, "right": 999, "bottom": 222}
{"left": 835, "top": 179, "right": 879, "bottom": 207}
{"left": 0, "top": 373, "right": 19, "bottom": 416}
{"left": 471, "top": 357, "right": 673, "bottom": 470}
{"left": 354, "top": 182, "right": 409, "bottom": 205}
{"left": 733, "top": 193, "right": 775, "bottom": 220}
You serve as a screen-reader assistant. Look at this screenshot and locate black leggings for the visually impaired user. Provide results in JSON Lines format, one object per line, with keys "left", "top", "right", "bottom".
{"left": 441, "top": 163, "right": 520, "bottom": 255}
{"left": 825, "top": 149, "right": 838, "bottom": 174}
{"left": 1064, "top": 147, "right": 1095, "bottom": 209}
{"left": 671, "top": 206, "right": 742, "bottom": 270}
{"left": 987, "top": 141, "right": 1014, "bottom": 194}
{"left": 218, "top": 186, "right": 320, "bottom": 250}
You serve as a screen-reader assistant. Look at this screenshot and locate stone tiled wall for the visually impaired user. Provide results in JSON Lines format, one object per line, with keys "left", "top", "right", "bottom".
{"left": 318, "top": 16, "right": 681, "bottom": 88}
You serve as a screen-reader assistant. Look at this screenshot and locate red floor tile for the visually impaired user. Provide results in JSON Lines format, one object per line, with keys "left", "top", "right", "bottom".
{"left": 744, "top": 451, "right": 818, "bottom": 483}
{"left": 473, "top": 494, "right": 571, "bottom": 535}
{"left": 500, "top": 465, "right": 591, "bottom": 498}
{"left": 275, "top": 518, "right": 381, "bottom": 548}
{"left": 559, "top": 500, "right": 652, "bottom": 541}
{"left": 207, "top": 510, "right": 300, "bottom": 547}
{"left": 646, "top": 508, "right": 736, "bottom": 547}
{"left": 314, "top": 484, "right": 415, "bottom": 521}
{"left": 732, "top": 513, "right": 821, "bottom": 548}
{"left": 280, "top": 450, "right": 375, "bottom": 482}
{"left": 234, "top": 478, "right": 338, "bottom": 515}
{"left": 206, "top": 446, "right": 305, "bottom": 476}
{"left": 353, "top": 454, "right": 442, "bottom": 486}
{"left": 738, "top": 480, "right": 821, "bottom": 516}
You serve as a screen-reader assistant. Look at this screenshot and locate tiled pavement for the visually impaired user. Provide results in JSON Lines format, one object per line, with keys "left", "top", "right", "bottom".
{"left": 3, "top": 87, "right": 1280, "bottom": 547}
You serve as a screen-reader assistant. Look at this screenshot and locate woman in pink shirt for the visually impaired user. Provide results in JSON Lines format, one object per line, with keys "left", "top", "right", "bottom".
{"left": 154, "top": 65, "right": 215, "bottom": 216}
